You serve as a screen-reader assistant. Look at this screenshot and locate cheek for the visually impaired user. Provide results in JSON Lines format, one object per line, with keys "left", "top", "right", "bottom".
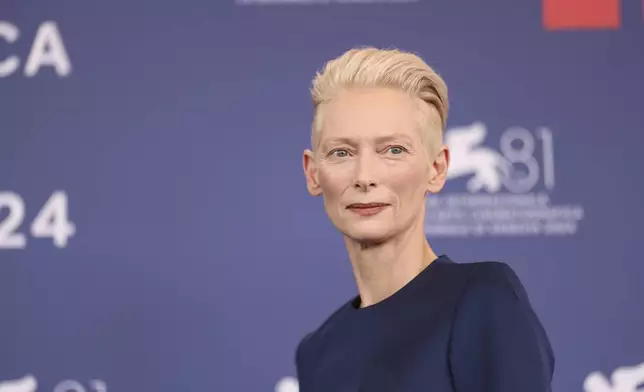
{"left": 388, "top": 163, "right": 428, "bottom": 197}
{"left": 318, "top": 164, "right": 352, "bottom": 199}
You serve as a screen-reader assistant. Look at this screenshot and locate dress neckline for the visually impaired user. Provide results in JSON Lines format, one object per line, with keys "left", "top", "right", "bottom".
{"left": 348, "top": 254, "right": 453, "bottom": 313}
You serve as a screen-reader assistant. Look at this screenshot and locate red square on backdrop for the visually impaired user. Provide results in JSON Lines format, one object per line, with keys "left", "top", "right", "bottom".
{"left": 543, "top": 0, "right": 621, "bottom": 30}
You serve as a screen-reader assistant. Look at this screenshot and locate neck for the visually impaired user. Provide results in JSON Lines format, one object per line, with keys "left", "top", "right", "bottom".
{"left": 344, "top": 220, "right": 438, "bottom": 309}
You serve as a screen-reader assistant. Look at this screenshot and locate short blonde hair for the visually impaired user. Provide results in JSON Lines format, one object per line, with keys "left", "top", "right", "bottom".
{"left": 310, "top": 47, "right": 449, "bottom": 156}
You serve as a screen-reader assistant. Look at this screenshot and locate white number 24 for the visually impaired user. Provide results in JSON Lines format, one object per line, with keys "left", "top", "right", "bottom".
{"left": 0, "top": 191, "right": 76, "bottom": 249}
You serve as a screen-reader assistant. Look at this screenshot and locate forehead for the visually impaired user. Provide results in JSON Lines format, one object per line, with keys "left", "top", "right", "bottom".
{"left": 320, "top": 88, "right": 420, "bottom": 141}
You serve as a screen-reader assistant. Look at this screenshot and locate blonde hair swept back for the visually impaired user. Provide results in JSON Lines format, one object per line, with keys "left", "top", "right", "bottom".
{"left": 310, "top": 47, "right": 449, "bottom": 156}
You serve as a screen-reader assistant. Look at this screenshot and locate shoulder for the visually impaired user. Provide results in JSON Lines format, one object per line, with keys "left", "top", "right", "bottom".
{"left": 449, "top": 260, "right": 554, "bottom": 361}
{"left": 295, "top": 299, "right": 353, "bottom": 365}
{"left": 427, "top": 258, "right": 527, "bottom": 304}
{"left": 446, "top": 259, "right": 545, "bottom": 338}
{"left": 294, "top": 299, "right": 354, "bottom": 378}
{"left": 455, "top": 260, "right": 529, "bottom": 303}
{"left": 448, "top": 260, "right": 555, "bottom": 387}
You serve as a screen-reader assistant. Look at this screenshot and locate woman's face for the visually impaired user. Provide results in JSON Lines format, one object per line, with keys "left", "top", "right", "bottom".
{"left": 303, "top": 87, "right": 448, "bottom": 243}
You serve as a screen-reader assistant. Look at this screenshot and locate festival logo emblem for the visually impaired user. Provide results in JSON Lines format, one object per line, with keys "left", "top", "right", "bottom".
{"left": 425, "top": 122, "right": 584, "bottom": 237}
{"left": 584, "top": 362, "right": 644, "bottom": 392}
{"left": 0, "top": 375, "right": 37, "bottom": 392}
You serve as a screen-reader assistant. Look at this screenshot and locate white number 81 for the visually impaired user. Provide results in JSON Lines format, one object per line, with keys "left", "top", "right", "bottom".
{"left": 0, "top": 191, "right": 76, "bottom": 249}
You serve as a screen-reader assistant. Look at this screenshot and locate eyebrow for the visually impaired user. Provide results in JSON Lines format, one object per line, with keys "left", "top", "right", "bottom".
{"left": 321, "top": 134, "right": 415, "bottom": 150}
{"left": 375, "top": 134, "right": 415, "bottom": 145}
{"left": 320, "top": 137, "right": 353, "bottom": 150}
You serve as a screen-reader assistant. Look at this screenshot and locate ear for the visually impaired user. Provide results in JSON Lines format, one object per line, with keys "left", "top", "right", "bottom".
{"left": 426, "top": 145, "right": 449, "bottom": 194}
{"left": 303, "top": 149, "right": 323, "bottom": 196}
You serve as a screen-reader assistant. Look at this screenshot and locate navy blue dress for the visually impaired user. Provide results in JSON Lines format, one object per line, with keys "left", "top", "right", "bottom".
{"left": 295, "top": 255, "right": 554, "bottom": 392}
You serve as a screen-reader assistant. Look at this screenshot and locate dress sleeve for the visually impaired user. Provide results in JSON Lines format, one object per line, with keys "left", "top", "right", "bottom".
{"left": 448, "top": 262, "right": 555, "bottom": 392}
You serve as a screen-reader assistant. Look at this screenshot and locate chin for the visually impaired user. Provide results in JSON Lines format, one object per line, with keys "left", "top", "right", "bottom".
{"left": 342, "top": 222, "right": 396, "bottom": 244}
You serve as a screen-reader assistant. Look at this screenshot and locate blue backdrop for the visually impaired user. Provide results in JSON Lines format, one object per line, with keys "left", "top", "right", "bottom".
{"left": 2, "top": 1, "right": 643, "bottom": 391}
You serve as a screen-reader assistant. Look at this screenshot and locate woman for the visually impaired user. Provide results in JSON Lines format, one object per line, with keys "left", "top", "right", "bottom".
{"left": 296, "top": 47, "right": 554, "bottom": 391}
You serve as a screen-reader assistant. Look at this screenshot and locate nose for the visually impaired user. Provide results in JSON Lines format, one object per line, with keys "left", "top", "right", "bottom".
{"left": 353, "top": 152, "right": 378, "bottom": 191}
{"left": 354, "top": 178, "right": 377, "bottom": 191}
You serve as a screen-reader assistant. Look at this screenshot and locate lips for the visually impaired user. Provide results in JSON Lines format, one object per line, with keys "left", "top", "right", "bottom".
{"left": 346, "top": 203, "right": 390, "bottom": 217}
{"left": 346, "top": 203, "right": 390, "bottom": 209}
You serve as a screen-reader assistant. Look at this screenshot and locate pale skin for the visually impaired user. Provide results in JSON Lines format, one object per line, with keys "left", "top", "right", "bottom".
{"left": 303, "top": 87, "right": 450, "bottom": 308}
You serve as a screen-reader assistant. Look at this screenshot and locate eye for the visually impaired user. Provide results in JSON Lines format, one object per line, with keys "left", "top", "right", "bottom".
{"left": 329, "top": 149, "right": 350, "bottom": 158}
{"left": 386, "top": 146, "right": 407, "bottom": 155}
